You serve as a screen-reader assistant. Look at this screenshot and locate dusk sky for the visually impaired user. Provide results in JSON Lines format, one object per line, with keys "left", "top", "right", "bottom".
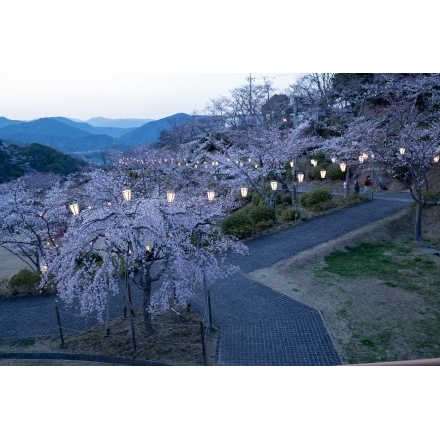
{"left": 1, "top": 2, "right": 301, "bottom": 122}
{"left": 0, "top": 72, "right": 298, "bottom": 121}
{"left": 3, "top": 1, "right": 432, "bottom": 125}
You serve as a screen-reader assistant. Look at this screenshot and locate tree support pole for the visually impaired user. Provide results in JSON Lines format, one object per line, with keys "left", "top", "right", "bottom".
{"left": 200, "top": 321, "right": 207, "bottom": 366}
{"left": 55, "top": 306, "right": 65, "bottom": 349}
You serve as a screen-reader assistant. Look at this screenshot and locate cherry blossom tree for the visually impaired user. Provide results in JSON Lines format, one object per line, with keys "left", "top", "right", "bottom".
{"left": 0, "top": 173, "right": 71, "bottom": 275}
{"left": 181, "top": 126, "right": 307, "bottom": 209}
{"left": 315, "top": 74, "right": 440, "bottom": 240}
{"left": 43, "top": 168, "right": 247, "bottom": 331}
{"left": 350, "top": 75, "right": 440, "bottom": 240}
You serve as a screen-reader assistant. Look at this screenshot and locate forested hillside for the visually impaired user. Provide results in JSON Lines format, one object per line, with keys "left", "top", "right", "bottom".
{"left": 0, "top": 141, "right": 87, "bottom": 183}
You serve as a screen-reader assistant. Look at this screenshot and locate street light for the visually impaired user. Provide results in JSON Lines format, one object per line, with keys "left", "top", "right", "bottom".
{"left": 400, "top": 147, "right": 406, "bottom": 155}
{"left": 69, "top": 202, "right": 80, "bottom": 216}
{"left": 207, "top": 190, "right": 215, "bottom": 201}
{"left": 339, "top": 162, "right": 349, "bottom": 197}
{"left": 270, "top": 181, "right": 278, "bottom": 222}
{"left": 240, "top": 187, "right": 249, "bottom": 198}
{"left": 297, "top": 172, "right": 305, "bottom": 183}
{"left": 311, "top": 159, "right": 318, "bottom": 167}
{"left": 320, "top": 169, "right": 327, "bottom": 179}
{"left": 166, "top": 190, "right": 176, "bottom": 203}
{"left": 434, "top": 155, "right": 439, "bottom": 163}
{"left": 122, "top": 188, "right": 132, "bottom": 201}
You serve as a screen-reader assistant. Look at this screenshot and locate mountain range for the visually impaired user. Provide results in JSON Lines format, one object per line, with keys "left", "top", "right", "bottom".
{"left": 0, "top": 114, "right": 198, "bottom": 163}
{"left": 82, "top": 117, "right": 154, "bottom": 128}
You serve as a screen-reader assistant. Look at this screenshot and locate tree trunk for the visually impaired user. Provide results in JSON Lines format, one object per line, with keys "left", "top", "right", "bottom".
{"left": 414, "top": 202, "right": 423, "bottom": 241}
{"left": 35, "top": 250, "right": 41, "bottom": 272}
{"left": 142, "top": 267, "right": 153, "bottom": 332}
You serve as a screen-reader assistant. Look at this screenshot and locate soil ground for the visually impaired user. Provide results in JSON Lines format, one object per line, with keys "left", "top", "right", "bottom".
{"left": 0, "top": 309, "right": 218, "bottom": 366}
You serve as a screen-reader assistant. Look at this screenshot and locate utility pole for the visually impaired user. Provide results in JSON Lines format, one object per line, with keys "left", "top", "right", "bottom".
{"left": 247, "top": 73, "right": 255, "bottom": 115}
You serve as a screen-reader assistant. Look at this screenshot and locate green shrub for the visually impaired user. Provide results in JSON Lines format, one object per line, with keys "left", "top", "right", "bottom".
{"left": 255, "top": 219, "right": 274, "bottom": 231}
{"left": 222, "top": 202, "right": 276, "bottom": 238}
{"left": 9, "top": 269, "right": 41, "bottom": 295}
{"left": 310, "top": 166, "right": 325, "bottom": 180}
{"left": 252, "top": 193, "right": 263, "bottom": 206}
{"left": 423, "top": 190, "right": 440, "bottom": 203}
{"left": 248, "top": 204, "right": 275, "bottom": 224}
{"left": 238, "top": 191, "right": 253, "bottom": 203}
{"left": 327, "top": 164, "right": 346, "bottom": 180}
{"left": 221, "top": 211, "right": 255, "bottom": 239}
{"left": 301, "top": 189, "right": 333, "bottom": 210}
{"left": 313, "top": 199, "right": 336, "bottom": 212}
{"left": 280, "top": 193, "right": 292, "bottom": 204}
{"left": 280, "top": 208, "right": 301, "bottom": 221}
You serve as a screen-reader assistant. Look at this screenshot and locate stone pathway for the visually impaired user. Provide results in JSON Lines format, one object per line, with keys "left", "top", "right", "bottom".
{"left": 192, "top": 198, "right": 412, "bottom": 365}
{"left": 0, "top": 197, "right": 411, "bottom": 365}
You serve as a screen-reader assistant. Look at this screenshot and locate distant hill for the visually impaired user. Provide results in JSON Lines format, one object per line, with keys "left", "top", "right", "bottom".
{"left": 85, "top": 117, "right": 154, "bottom": 128}
{"left": 0, "top": 140, "right": 87, "bottom": 183}
{"left": 0, "top": 113, "right": 205, "bottom": 162}
{"left": 120, "top": 113, "right": 196, "bottom": 146}
{"left": 0, "top": 117, "right": 131, "bottom": 158}
{"left": 0, "top": 118, "right": 90, "bottom": 139}
{"left": 0, "top": 117, "right": 22, "bottom": 129}
{"left": 52, "top": 117, "right": 133, "bottom": 138}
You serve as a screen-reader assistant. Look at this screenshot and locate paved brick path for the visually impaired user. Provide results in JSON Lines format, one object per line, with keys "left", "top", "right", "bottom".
{"left": 0, "top": 197, "right": 411, "bottom": 365}
{"left": 192, "top": 197, "right": 411, "bottom": 365}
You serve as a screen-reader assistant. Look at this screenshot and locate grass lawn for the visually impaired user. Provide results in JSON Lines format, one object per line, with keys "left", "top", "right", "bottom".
{"left": 249, "top": 204, "right": 440, "bottom": 364}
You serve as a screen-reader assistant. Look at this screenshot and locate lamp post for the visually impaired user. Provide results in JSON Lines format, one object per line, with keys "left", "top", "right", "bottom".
{"left": 240, "top": 187, "right": 249, "bottom": 198}
{"left": 195, "top": 189, "right": 217, "bottom": 330}
{"left": 165, "top": 190, "right": 179, "bottom": 304}
{"left": 270, "top": 180, "right": 278, "bottom": 222}
{"left": 290, "top": 159, "right": 299, "bottom": 205}
{"left": 120, "top": 188, "right": 135, "bottom": 321}
{"left": 296, "top": 172, "right": 305, "bottom": 206}
{"left": 339, "top": 162, "right": 349, "bottom": 197}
